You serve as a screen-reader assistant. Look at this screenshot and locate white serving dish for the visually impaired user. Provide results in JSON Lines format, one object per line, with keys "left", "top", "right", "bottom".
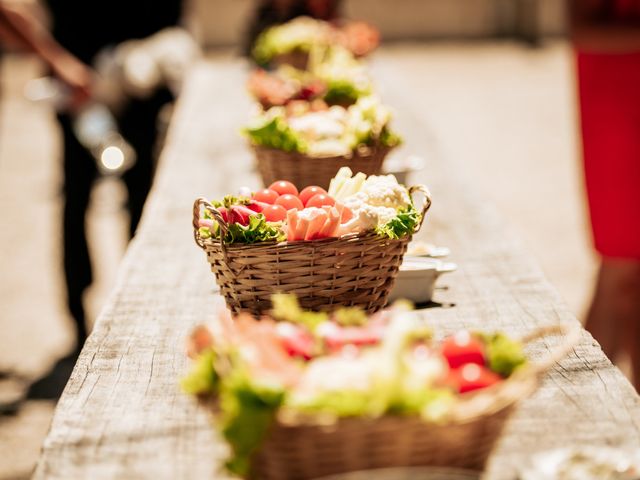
{"left": 388, "top": 257, "right": 457, "bottom": 304}
{"left": 406, "top": 241, "right": 451, "bottom": 258}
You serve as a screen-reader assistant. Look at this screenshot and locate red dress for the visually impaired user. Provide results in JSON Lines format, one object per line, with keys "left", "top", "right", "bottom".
{"left": 576, "top": 1, "right": 640, "bottom": 259}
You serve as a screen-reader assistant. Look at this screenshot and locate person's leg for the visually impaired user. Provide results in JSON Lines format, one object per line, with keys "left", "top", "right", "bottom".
{"left": 119, "top": 89, "right": 173, "bottom": 237}
{"left": 611, "top": 260, "right": 640, "bottom": 389}
{"left": 585, "top": 262, "right": 621, "bottom": 361}
{"left": 59, "top": 113, "right": 96, "bottom": 351}
{"left": 28, "top": 115, "right": 96, "bottom": 400}
{"left": 585, "top": 259, "right": 640, "bottom": 362}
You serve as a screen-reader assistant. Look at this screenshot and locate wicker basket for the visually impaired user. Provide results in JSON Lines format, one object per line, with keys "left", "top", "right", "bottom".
{"left": 248, "top": 324, "right": 580, "bottom": 480}
{"left": 253, "top": 145, "right": 393, "bottom": 190}
{"left": 193, "top": 185, "right": 430, "bottom": 316}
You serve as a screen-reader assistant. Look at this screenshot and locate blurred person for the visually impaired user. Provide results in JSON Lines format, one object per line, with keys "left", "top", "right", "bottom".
{"left": 570, "top": 0, "right": 640, "bottom": 388}
{"left": 1, "top": 1, "right": 184, "bottom": 399}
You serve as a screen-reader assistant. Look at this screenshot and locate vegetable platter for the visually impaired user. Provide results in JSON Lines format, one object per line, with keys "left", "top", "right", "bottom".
{"left": 247, "top": 46, "right": 373, "bottom": 109}
{"left": 193, "top": 169, "right": 430, "bottom": 315}
{"left": 245, "top": 96, "right": 401, "bottom": 189}
{"left": 182, "top": 295, "right": 581, "bottom": 479}
{"left": 252, "top": 16, "right": 379, "bottom": 70}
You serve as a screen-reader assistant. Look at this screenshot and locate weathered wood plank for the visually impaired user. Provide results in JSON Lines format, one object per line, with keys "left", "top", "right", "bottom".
{"left": 34, "top": 50, "right": 640, "bottom": 480}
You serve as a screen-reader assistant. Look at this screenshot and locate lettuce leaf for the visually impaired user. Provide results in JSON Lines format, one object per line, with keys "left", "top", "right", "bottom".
{"left": 245, "top": 117, "right": 305, "bottom": 153}
{"left": 271, "top": 293, "right": 328, "bottom": 331}
{"left": 388, "top": 387, "right": 454, "bottom": 420}
{"left": 289, "top": 390, "right": 374, "bottom": 417}
{"left": 219, "top": 372, "right": 286, "bottom": 476}
{"left": 323, "top": 78, "right": 368, "bottom": 105}
{"left": 180, "top": 350, "right": 218, "bottom": 395}
{"left": 478, "top": 332, "right": 527, "bottom": 377}
{"left": 379, "top": 126, "right": 403, "bottom": 148}
{"left": 223, "top": 214, "right": 285, "bottom": 244}
{"left": 375, "top": 205, "right": 421, "bottom": 239}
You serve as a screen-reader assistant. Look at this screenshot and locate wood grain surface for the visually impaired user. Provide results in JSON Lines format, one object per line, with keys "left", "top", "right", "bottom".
{"left": 33, "top": 51, "right": 640, "bottom": 480}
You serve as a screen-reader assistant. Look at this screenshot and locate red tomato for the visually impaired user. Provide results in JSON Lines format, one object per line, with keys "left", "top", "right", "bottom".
{"left": 299, "top": 185, "right": 327, "bottom": 206}
{"left": 253, "top": 188, "right": 279, "bottom": 204}
{"left": 441, "top": 331, "right": 486, "bottom": 369}
{"left": 446, "top": 364, "right": 502, "bottom": 394}
{"left": 275, "top": 194, "right": 304, "bottom": 211}
{"left": 262, "top": 204, "right": 287, "bottom": 222}
{"left": 306, "top": 193, "right": 336, "bottom": 208}
{"left": 269, "top": 180, "right": 298, "bottom": 196}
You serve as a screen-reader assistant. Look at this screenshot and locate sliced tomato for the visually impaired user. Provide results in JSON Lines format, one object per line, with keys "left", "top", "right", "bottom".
{"left": 306, "top": 193, "right": 336, "bottom": 208}
{"left": 441, "top": 331, "right": 486, "bottom": 369}
{"left": 275, "top": 194, "right": 304, "bottom": 211}
{"left": 262, "top": 204, "right": 287, "bottom": 222}
{"left": 299, "top": 186, "right": 327, "bottom": 206}
{"left": 253, "top": 188, "right": 279, "bottom": 204}
{"left": 269, "top": 180, "right": 299, "bottom": 196}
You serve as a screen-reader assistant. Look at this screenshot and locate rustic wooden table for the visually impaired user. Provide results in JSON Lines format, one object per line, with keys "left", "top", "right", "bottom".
{"left": 34, "top": 52, "right": 640, "bottom": 479}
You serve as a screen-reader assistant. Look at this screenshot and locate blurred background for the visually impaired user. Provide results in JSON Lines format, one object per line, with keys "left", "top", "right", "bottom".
{"left": 0, "top": 0, "right": 600, "bottom": 478}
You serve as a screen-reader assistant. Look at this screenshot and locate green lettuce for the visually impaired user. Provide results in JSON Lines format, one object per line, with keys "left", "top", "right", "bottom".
{"left": 245, "top": 117, "right": 305, "bottom": 153}
{"left": 219, "top": 372, "right": 286, "bottom": 476}
{"left": 479, "top": 333, "right": 527, "bottom": 377}
{"left": 271, "top": 293, "right": 328, "bottom": 331}
{"left": 289, "top": 390, "right": 375, "bottom": 417}
{"left": 376, "top": 205, "right": 421, "bottom": 239}
{"left": 379, "top": 126, "right": 403, "bottom": 148}
{"left": 223, "top": 214, "right": 285, "bottom": 244}
{"left": 324, "top": 78, "right": 369, "bottom": 105}
{"left": 180, "top": 350, "right": 218, "bottom": 395}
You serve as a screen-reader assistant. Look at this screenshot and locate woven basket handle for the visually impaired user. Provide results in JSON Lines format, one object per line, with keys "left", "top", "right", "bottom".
{"left": 408, "top": 185, "right": 432, "bottom": 232}
{"left": 520, "top": 323, "right": 582, "bottom": 377}
{"left": 192, "top": 198, "right": 230, "bottom": 258}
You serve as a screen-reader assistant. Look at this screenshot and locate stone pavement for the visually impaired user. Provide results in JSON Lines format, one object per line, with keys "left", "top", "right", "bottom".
{"left": 0, "top": 42, "right": 595, "bottom": 479}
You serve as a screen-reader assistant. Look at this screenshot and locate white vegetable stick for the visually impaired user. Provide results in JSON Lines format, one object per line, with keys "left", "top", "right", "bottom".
{"left": 328, "top": 167, "right": 353, "bottom": 197}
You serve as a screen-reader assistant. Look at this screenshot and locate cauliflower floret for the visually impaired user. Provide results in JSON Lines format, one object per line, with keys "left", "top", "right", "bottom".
{"left": 342, "top": 175, "right": 411, "bottom": 212}
{"left": 359, "top": 175, "right": 411, "bottom": 210}
{"left": 288, "top": 353, "right": 377, "bottom": 404}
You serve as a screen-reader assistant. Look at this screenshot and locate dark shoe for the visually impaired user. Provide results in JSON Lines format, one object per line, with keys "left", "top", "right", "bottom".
{"left": 27, "top": 352, "right": 80, "bottom": 400}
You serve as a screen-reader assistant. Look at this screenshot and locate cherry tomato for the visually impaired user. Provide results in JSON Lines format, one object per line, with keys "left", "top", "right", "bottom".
{"left": 262, "top": 204, "right": 287, "bottom": 222}
{"left": 306, "top": 193, "right": 336, "bottom": 208}
{"left": 441, "top": 331, "right": 486, "bottom": 369}
{"left": 299, "top": 185, "right": 328, "bottom": 206}
{"left": 275, "top": 194, "right": 304, "bottom": 211}
{"left": 445, "top": 364, "right": 502, "bottom": 394}
{"left": 253, "top": 188, "right": 279, "bottom": 204}
{"left": 269, "top": 180, "right": 299, "bottom": 196}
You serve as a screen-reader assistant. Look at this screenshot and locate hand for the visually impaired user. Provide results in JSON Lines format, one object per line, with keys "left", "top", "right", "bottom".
{"left": 50, "top": 52, "right": 94, "bottom": 111}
